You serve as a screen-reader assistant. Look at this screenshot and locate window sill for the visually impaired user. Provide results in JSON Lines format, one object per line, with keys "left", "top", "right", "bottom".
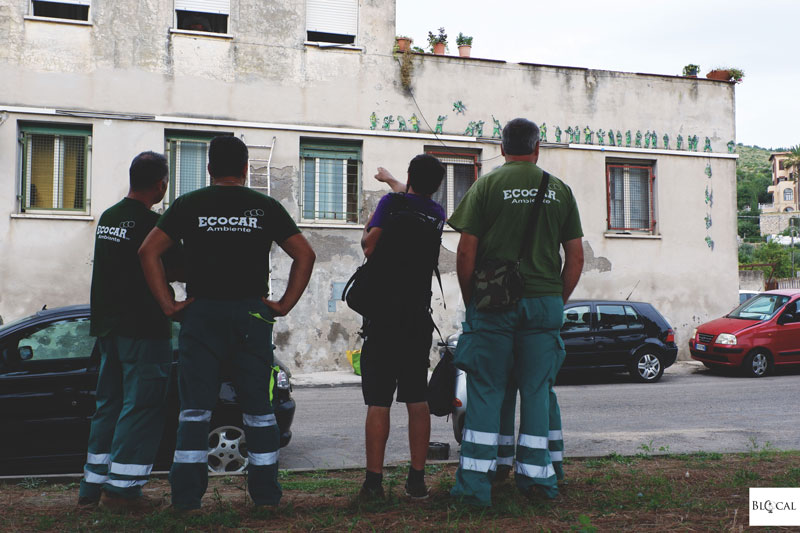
{"left": 298, "top": 222, "right": 365, "bottom": 230}
{"left": 11, "top": 213, "right": 94, "bottom": 221}
{"left": 304, "top": 41, "right": 363, "bottom": 52}
{"left": 170, "top": 29, "right": 233, "bottom": 40}
{"left": 24, "top": 15, "right": 92, "bottom": 26}
{"left": 603, "top": 232, "right": 661, "bottom": 240}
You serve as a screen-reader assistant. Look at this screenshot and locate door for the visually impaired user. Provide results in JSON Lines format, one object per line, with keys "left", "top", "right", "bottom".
{"left": 772, "top": 300, "right": 800, "bottom": 364}
{"left": 560, "top": 304, "right": 594, "bottom": 368}
{"left": 593, "top": 304, "right": 648, "bottom": 366}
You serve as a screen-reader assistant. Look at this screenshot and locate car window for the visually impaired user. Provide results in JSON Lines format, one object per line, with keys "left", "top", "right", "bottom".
{"left": 17, "top": 318, "right": 94, "bottom": 361}
{"left": 623, "top": 305, "right": 645, "bottom": 329}
{"left": 597, "top": 305, "right": 631, "bottom": 330}
{"left": 729, "top": 294, "right": 791, "bottom": 321}
{"left": 562, "top": 305, "right": 591, "bottom": 332}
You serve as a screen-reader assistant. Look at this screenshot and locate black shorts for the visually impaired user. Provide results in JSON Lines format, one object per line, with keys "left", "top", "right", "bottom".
{"left": 360, "top": 313, "right": 434, "bottom": 407}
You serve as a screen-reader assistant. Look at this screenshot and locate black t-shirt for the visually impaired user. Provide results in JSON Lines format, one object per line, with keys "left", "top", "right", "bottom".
{"left": 90, "top": 198, "right": 172, "bottom": 339}
{"left": 157, "top": 185, "right": 300, "bottom": 299}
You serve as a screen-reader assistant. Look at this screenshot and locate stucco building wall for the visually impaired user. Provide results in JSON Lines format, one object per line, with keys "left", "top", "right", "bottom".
{"left": 0, "top": 0, "right": 738, "bottom": 368}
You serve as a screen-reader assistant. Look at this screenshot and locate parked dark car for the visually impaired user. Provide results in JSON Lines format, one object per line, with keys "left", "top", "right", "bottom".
{"left": 689, "top": 289, "right": 800, "bottom": 377}
{"left": 447, "top": 299, "right": 678, "bottom": 441}
{"left": 0, "top": 305, "right": 295, "bottom": 476}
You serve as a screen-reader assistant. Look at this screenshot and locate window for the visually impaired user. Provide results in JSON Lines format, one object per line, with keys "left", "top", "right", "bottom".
{"left": 306, "top": 0, "right": 357, "bottom": 44}
{"left": 175, "top": 0, "right": 229, "bottom": 33}
{"left": 17, "top": 318, "right": 94, "bottom": 361}
{"left": 779, "top": 160, "right": 785, "bottom": 170}
{"left": 19, "top": 123, "right": 90, "bottom": 213}
{"left": 597, "top": 305, "right": 644, "bottom": 330}
{"left": 31, "top": 0, "right": 89, "bottom": 22}
{"left": 606, "top": 161, "right": 655, "bottom": 233}
{"left": 300, "top": 140, "right": 361, "bottom": 223}
{"left": 562, "top": 305, "right": 592, "bottom": 332}
{"left": 784, "top": 188, "right": 794, "bottom": 202}
{"left": 164, "top": 131, "right": 229, "bottom": 206}
{"left": 426, "top": 149, "right": 480, "bottom": 218}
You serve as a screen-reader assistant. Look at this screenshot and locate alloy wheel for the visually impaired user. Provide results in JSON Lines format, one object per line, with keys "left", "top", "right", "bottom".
{"left": 208, "top": 425, "right": 248, "bottom": 473}
{"left": 634, "top": 353, "right": 663, "bottom": 382}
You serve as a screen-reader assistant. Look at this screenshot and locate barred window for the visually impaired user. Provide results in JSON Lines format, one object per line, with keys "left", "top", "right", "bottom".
{"left": 784, "top": 188, "right": 794, "bottom": 202}
{"left": 300, "top": 140, "right": 361, "bottom": 223}
{"left": 606, "top": 162, "right": 655, "bottom": 233}
{"left": 426, "top": 149, "right": 480, "bottom": 218}
{"left": 31, "top": 0, "right": 90, "bottom": 22}
{"left": 20, "top": 123, "right": 90, "bottom": 213}
{"left": 165, "top": 131, "right": 231, "bottom": 207}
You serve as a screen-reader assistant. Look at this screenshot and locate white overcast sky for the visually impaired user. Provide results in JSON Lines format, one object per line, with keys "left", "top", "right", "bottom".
{"left": 396, "top": 0, "right": 798, "bottom": 150}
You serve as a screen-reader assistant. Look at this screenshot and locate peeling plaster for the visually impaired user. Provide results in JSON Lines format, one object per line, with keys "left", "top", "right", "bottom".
{"left": 274, "top": 329, "right": 291, "bottom": 349}
{"left": 582, "top": 241, "right": 612, "bottom": 273}
{"left": 327, "top": 322, "right": 348, "bottom": 343}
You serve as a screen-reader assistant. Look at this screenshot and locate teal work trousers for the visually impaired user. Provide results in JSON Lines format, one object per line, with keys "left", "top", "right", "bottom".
{"left": 450, "top": 296, "right": 565, "bottom": 506}
{"left": 169, "top": 298, "right": 281, "bottom": 510}
{"left": 79, "top": 336, "right": 171, "bottom": 500}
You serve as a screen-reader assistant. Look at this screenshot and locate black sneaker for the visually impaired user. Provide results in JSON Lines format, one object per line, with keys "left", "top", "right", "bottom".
{"left": 77, "top": 496, "right": 99, "bottom": 507}
{"left": 404, "top": 479, "right": 430, "bottom": 500}
{"left": 492, "top": 464, "right": 512, "bottom": 486}
{"left": 358, "top": 483, "right": 385, "bottom": 501}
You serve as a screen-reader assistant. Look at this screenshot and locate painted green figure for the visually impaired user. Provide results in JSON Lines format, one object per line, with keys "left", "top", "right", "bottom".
{"left": 540, "top": 123, "right": 547, "bottom": 142}
{"left": 651, "top": 131, "right": 657, "bottom": 149}
{"left": 663, "top": 133, "right": 669, "bottom": 149}
{"left": 435, "top": 115, "right": 447, "bottom": 134}
{"left": 584, "top": 126, "right": 592, "bottom": 144}
{"left": 475, "top": 120, "right": 485, "bottom": 137}
{"left": 492, "top": 116, "right": 502, "bottom": 138}
{"left": 644, "top": 131, "right": 651, "bottom": 149}
{"left": 690, "top": 135, "right": 699, "bottom": 151}
{"left": 705, "top": 236, "right": 714, "bottom": 250}
{"left": 705, "top": 214, "right": 712, "bottom": 229}
{"left": 555, "top": 126, "right": 562, "bottom": 143}
{"left": 625, "top": 130, "right": 632, "bottom": 147}
{"left": 727, "top": 140, "right": 736, "bottom": 153}
{"left": 705, "top": 163, "right": 712, "bottom": 178}
{"left": 382, "top": 115, "right": 394, "bottom": 131}
{"left": 575, "top": 126, "right": 580, "bottom": 143}
{"left": 617, "top": 131, "right": 623, "bottom": 147}
{"left": 409, "top": 114, "right": 420, "bottom": 133}
{"left": 704, "top": 137, "right": 712, "bottom": 152}
{"left": 565, "top": 126, "right": 574, "bottom": 143}
{"left": 608, "top": 129, "right": 615, "bottom": 146}
{"left": 705, "top": 185, "right": 713, "bottom": 206}
{"left": 465, "top": 121, "right": 476, "bottom": 137}
{"left": 369, "top": 112, "right": 378, "bottom": 130}
{"left": 597, "top": 128, "right": 605, "bottom": 145}
{"left": 453, "top": 101, "right": 467, "bottom": 114}
{"left": 635, "top": 130, "right": 642, "bottom": 148}
{"left": 677, "top": 134, "right": 684, "bottom": 150}
{"left": 397, "top": 116, "right": 407, "bottom": 131}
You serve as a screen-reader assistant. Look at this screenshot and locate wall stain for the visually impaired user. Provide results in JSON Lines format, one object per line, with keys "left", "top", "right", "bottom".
{"left": 583, "top": 241, "right": 612, "bottom": 272}
{"left": 304, "top": 231, "right": 361, "bottom": 263}
{"left": 438, "top": 243, "right": 456, "bottom": 274}
{"left": 274, "top": 329, "right": 292, "bottom": 349}
{"left": 327, "top": 322, "right": 348, "bottom": 343}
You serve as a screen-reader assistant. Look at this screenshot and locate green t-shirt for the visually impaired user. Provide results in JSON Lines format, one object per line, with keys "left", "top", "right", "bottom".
{"left": 157, "top": 185, "right": 300, "bottom": 299}
{"left": 90, "top": 198, "right": 172, "bottom": 339}
{"left": 448, "top": 161, "right": 583, "bottom": 297}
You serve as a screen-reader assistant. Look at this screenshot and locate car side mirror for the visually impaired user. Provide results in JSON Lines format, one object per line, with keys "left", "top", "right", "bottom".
{"left": 778, "top": 313, "right": 795, "bottom": 325}
{"left": 18, "top": 346, "right": 33, "bottom": 361}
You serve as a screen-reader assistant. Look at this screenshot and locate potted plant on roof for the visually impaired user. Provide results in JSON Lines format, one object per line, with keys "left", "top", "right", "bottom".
{"left": 456, "top": 32, "right": 473, "bottom": 57}
{"left": 682, "top": 64, "right": 700, "bottom": 77}
{"left": 707, "top": 67, "right": 745, "bottom": 82}
{"left": 428, "top": 27, "right": 447, "bottom": 55}
{"left": 395, "top": 35, "right": 413, "bottom": 53}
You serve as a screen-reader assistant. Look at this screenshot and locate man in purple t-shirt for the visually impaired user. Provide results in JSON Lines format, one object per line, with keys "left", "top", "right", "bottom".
{"left": 359, "top": 154, "right": 445, "bottom": 501}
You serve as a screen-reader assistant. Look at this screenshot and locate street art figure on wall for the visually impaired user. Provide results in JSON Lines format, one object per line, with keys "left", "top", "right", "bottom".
{"left": 676, "top": 134, "right": 684, "bottom": 151}
{"left": 727, "top": 140, "right": 736, "bottom": 153}
{"left": 651, "top": 131, "right": 657, "bottom": 149}
{"left": 608, "top": 129, "right": 615, "bottom": 146}
{"left": 491, "top": 115, "right": 502, "bottom": 138}
{"left": 453, "top": 101, "right": 467, "bottom": 114}
{"left": 704, "top": 137, "right": 712, "bottom": 152}
{"left": 435, "top": 115, "right": 447, "bottom": 134}
{"left": 540, "top": 123, "right": 547, "bottom": 142}
{"left": 644, "top": 131, "right": 651, "bottom": 149}
{"left": 689, "top": 135, "right": 699, "bottom": 151}
{"left": 584, "top": 126, "right": 592, "bottom": 144}
{"left": 409, "top": 114, "right": 420, "bottom": 133}
{"left": 597, "top": 128, "right": 605, "bottom": 145}
{"left": 705, "top": 214, "right": 712, "bottom": 230}
{"left": 565, "top": 126, "right": 574, "bottom": 143}
{"left": 397, "top": 116, "right": 407, "bottom": 131}
{"left": 663, "top": 133, "right": 669, "bottom": 149}
{"left": 617, "top": 131, "right": 624, "bottom": 147}
{"left": 555, "top": 125, "right": 562, "bottom": 143}
{"left": 635, "top": 130, "right": 642, "bottom": 148}
{"left": 705, "top": 236, "right": 714, "bottom": 250}
{"left": 705, "top": 184, "right": 713, "bottom": 207}
{"left": 370, "top": 112, "right": 378, "bottom": 130}
{"left": 475, "top": 120, "right": 485, "bottom": 137}
{"left": 382, "top": 115, "right": 394, "bottom": 130}
{"left": 465, "top": 121, "right": 476, "bottom": 136}
{"left": 705, "top": 163, "right": 712, "bottom": 178}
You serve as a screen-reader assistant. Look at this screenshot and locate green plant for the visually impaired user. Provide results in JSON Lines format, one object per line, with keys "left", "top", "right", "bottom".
{"left": 411, "top": 45, "right": 425, "bottom": 53}
{"left": 427, "top": 27, "right": 447, "bottom": 51}
{"left": 682, "top": 64, "right": 700, "bottom": 76}
{"left": 728, "top": 67, "right": 745, "bottom": 82}
{"left": 456, "top": 32, "right": 473, "bottom": 46}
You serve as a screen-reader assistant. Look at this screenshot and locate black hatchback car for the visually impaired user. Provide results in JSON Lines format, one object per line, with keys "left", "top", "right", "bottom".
{"left": 560, "top": 299, "right": 678, "bottom": 382}
{"left": 0, "top": 305, "right": 295, "bottom": 476}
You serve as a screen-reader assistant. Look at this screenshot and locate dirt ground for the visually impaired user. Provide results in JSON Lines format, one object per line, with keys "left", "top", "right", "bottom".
{"left": 1, "top": 452, "right": 799, "bottom": 532}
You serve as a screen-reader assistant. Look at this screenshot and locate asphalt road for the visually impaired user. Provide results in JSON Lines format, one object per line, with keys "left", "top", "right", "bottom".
{"left": 279, "top": 365, "right": 800, "bottom": 470}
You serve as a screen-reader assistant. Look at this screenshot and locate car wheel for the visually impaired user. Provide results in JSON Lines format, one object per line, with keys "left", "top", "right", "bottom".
{"left": 630, "top": 349, "right": 664, "bottom": 382}
{"left": 743, "top": 350, "right": 770, "bottom": 378}
{"left": 208, "top": 425, "right": 248, "bottom": 473}
{"left": 453, "top": 411, "right": 464, "bottom": 444}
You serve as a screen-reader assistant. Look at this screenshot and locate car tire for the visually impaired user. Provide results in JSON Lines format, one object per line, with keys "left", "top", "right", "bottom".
{"left": 208, "top": 425, "right": 248, "bottom": 473}
{"left": 453, "top": 411, "right": 465, "bottom": 444}
{"left": 742, "top": 350, "right": 771, "bottom": 378}
{"left": 630, "top": 348, "right": 664, "bottom": 383}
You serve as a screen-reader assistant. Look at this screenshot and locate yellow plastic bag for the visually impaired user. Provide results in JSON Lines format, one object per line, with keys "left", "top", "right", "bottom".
{"left": 346, "top": 349, "right": 362, "bottom": 376}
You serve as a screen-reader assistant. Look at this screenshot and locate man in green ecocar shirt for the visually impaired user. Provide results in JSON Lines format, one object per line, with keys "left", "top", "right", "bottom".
{"left": 448, "top": 118, "right": 584, "bottom": 506}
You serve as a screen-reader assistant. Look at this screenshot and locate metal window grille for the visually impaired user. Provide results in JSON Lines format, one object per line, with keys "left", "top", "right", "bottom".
{"left": 427, "top": 151, "right": 479, "bottom": 218}
{"left": 165, "top": 137, "right": 212, "bottom": 206}
{"left": 22, "top": 131, "right": 88, "bottom": 211}
{"left": 300, "top": 143, "right": 361, "bottom": 223}
{"left": 606, "top": 163, "right": 655, "bottom": 232}
{"left": 785, "top": 188, "right": 794, "bottom": 202}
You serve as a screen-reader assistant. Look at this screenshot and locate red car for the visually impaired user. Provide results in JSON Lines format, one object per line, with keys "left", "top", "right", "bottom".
{"left": 689, "top": 289, "right": 800, "bottom": 377}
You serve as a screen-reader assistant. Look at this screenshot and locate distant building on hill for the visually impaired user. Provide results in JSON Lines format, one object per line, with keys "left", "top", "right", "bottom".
{"left": 759, "top": 152, "right": 797, "bottom": 236}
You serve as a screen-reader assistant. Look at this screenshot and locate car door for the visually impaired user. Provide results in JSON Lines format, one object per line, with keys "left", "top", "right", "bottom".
{"left": 560, "top": 304, "right": 595, "bottom": 368}
{"left": 0, "top": 316, "right": 98, "bottom": 470}
{"left": 772, "top": 299, "right": 800, "bottom": 364}
{"left": 593, "top": 304, "right": 648, "bottom": 366}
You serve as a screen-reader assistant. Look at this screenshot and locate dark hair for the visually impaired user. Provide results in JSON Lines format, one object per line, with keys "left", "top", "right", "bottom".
{"left": 208, "top": 135, "right": 248, "bottom": 179}
{"left": 407, "top": 154, "right": 445, "bottom": 196}
{"left": 502, "top": 118, "right": 540, "bottom": 155}
{"left": 129, "top": 151, "right": 168, "bottom": 191}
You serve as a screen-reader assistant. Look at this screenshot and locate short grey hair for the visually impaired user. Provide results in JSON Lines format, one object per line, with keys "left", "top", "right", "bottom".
{"left": 502, "top": 118, "right": 540, "bottom": 155}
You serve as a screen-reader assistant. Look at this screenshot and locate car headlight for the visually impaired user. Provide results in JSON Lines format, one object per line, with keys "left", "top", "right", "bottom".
{"left": 716, "top": 333, "right": 737, "bottom": 345}
{"left": 691, "top": 327, "right": 698, "bottom": 339}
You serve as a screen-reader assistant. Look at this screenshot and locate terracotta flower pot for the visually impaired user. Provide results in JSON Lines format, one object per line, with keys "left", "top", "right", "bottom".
{"left": 433, "top": 42, "right": 446, "bottom": 55}
{"left": 458, "top": 45, "right": 471, "bottom": 58}
{"left": 396, "top": 37, "right": 412, "bottom": 52}
{"left": 706, "top": 69, "right": 731, "bottom": 81}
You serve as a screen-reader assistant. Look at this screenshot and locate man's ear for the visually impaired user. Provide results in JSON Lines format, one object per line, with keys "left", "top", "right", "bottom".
{"left": 500, "top": 145, "right": 506, "bottom": 157}
{"left": 241, "top": 164, "right": 249, "bottom": 180}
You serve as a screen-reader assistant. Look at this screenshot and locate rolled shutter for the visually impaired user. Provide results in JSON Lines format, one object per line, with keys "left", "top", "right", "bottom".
{"left": 306, "top": 0, "right": 358, "bottom": 36}
{"left": 175, "top": 0, "right": 230, "bottom": 15}
{"left": 53, "top": 0, "right": 91, "bottom": 5}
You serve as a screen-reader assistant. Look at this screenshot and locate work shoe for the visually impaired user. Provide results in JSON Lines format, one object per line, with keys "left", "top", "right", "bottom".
{"left": 100, "top": 492, "right": 164, "bottom": 513}
{"left": 76, "top": 495, "right": 99, "bottom": 507}
{"left": 404, "top": 479, "right": 430, "bottom": 500}
{"left": 492, "top": 464, "right": 512, "bottom": 486}
{"left": 358, "top": 482, "right": 385, "bottom": 502}
{"left": 522, "top": 484, "right": 558, "bottom": 501}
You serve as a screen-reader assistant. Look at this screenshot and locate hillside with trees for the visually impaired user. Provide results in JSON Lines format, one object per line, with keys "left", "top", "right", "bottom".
{"left": 736, "top": 144, "right": 775, "bottom": 242}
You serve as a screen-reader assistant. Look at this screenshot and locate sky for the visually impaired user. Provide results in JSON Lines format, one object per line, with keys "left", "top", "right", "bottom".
{"left": 396, "top": 0, "right": 799, "bottom": 150}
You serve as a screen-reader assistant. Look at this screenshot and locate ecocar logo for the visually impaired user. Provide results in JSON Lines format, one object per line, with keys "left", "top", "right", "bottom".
{"left": 244, "top": 209, "right": 264, "bottom": 217}
{"left": 119, "top": 220, "right": 136, "bottom": 228}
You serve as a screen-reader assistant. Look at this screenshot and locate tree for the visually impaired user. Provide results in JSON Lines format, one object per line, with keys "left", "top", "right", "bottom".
{"left": 784, "top": 145, "right": 800, "bottom": 181}
{"left": 752, "top": 241, "right": 793, "bottom": 278}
